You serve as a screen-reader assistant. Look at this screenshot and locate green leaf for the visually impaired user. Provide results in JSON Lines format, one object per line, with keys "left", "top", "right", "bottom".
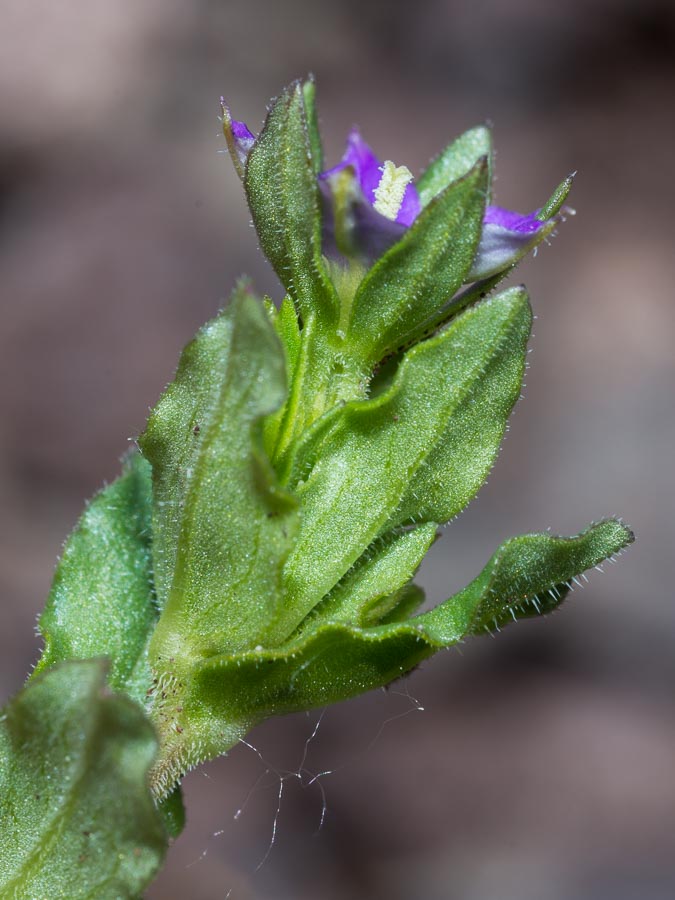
{"left": 302, "top": 76, "right": 323, "bottom": 173}
{"left": 245, "top": 80, "right": 338, "bottom": 323}
{"left": 263, "top": 296, "right": 303, "bottom": 458}
{"left": 140, "top": 287, "right": 298, "bottom": 661}
{"left": 537, "top": 172, "right": 575, "bottom": 221}
{"left": 465, "top": 519, "right": 634, "bottom": 633}
{"left": 157, "top": 786, "right": 186, "bottom": 841}
{"left": 303, "top": 522, "right": 438, "bottom": 629}
{"left": 274, "top": 295, "right": 303, "bottom": 381}
{"left": 193, "top": 520, "right": 632, "bottom": 720}
{"left": 417, "top": 125, "right": 492, "bottom": 207}
{"left": 0, "top": 660, "right": 166, "bottom": 899}
{"left": 377, "top": 583, "right": 426, "bottom": 625}
{"left": 387, "top": 290, "right": 529, "bottom": 529}
{"left": 347, "top": 158, "right": 489, "bottom": 362}
{"left": 278, "top": 287, "right": 530, "bottom": 638}
{"left": 34, "top": 452, "right": 156, "bottom": 705}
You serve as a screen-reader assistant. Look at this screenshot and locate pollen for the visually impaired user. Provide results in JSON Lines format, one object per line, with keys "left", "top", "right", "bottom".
{"left": 373, "top": 160, "right": 414, "bottom": 221}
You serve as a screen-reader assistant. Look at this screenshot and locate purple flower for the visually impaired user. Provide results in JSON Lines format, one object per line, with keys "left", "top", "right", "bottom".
{"left": 223, "top": 107, "right": 551, "bottom": 282}
{"left": 322, "top": 129, "right": 549, "bottom": 280}
{"left": 321, "top": 129, "right": 421, "bottom": 227}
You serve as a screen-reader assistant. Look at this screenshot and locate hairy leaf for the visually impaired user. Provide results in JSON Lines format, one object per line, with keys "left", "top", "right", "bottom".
{"left": 464, "top": 519, "right": 633, "bottom": 633}
{"left": 274, "top": 295, "right": 303, "bottom": 386}
{"left": 245, "top": 80, "right": 338, "bottom": 323}
{"left": 387, "top": 293, "right": 530, "bottom": 529}
{"left": 0, "top": 660, "right": 166, "bottom": 899}
{"left": 417, "top": 125, "right": 492, "bottom": 207}
{"left": 35, "top": 452, "right": 156, "bottom": 705}
{"left": 303, "top": 522, "right": 438, "bottom": 629}
{"left": 141, "top": 287, "right": 297, "bottom": 660}
{"left": 347, "top": 158, "right": 489, "bottom": 362}
{"left": 263, "top": 295, "right": 303, "bottom": 457}
{"left": 537, "top": 173, "right": 575, "bottom": 221}
{"left": 302, "top": 76, "right": 323, "bottom": 173}
{"left": 157, "top": 786, "right": 186, "bottom": 840}
{"left": 277, "top": 287, "right": 530, "bottom": 638}
{"left": 377, "top": 583, "right": 426, "bottom": 625}
{"left": 194, "top": 520, "right": 632, "bottom": 720}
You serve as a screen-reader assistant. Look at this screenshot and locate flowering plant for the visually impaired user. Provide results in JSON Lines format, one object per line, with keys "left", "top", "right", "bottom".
{"left": 0, "top": 78, "right": 631, "bottom": 897}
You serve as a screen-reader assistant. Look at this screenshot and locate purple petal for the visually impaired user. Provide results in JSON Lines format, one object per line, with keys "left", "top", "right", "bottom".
{"left": 221, "top": 98, "right": 256, "bottom": 176}
{"left": 231, "top": 119, "right": 256, "bottom": 144}
{"left": 484, "top": 205, "right": 542, "bottom": 234}
{"left": 321, "top": 129, "right": 384, "bottom": 203}
{"left": 229, "top": 118, "right": 256, "bottom": 168}
{"left": 396, "top": 182, "right": 421, "bottom": 226}
{"left": 468, "top": 210, "right": 546, "bottom": 280}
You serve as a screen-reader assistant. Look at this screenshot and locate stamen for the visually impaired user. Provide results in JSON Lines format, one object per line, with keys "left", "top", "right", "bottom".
{"left": 373, "top": 160, "right": 414, "bottom": 221}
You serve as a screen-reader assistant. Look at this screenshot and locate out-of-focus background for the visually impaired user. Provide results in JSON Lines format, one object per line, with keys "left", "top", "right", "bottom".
{"left": 2, "top": 1, "right": 674, "bottom": 897}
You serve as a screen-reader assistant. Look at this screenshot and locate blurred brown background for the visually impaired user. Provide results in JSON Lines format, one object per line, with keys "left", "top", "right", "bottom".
{"left": 2, "top": 1, "right": 674, "bottom": 897}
